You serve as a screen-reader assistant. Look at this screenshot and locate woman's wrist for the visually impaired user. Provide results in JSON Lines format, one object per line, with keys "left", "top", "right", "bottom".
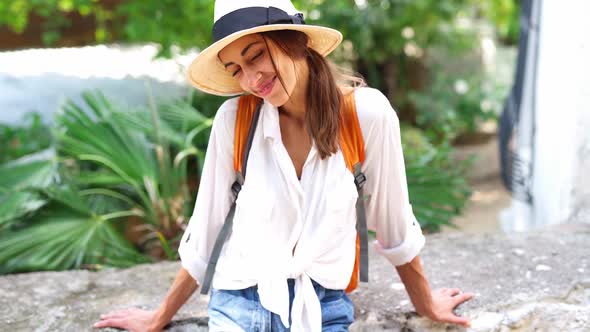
{"left": 411, "top": 288, "right": 437, "bottom": 320}
{"left": 415, "top": 301, "right": 436, "bottom": 320}
{"left": 149, "top": 307, "right": 171, "bottom": 331}
{"left": 394, "top": 256, "right": 436, "bottom": 319}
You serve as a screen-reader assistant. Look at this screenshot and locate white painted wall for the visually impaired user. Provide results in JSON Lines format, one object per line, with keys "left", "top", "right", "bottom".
{"left": 0, "top": 44, "right": 198, "bottom": 125}
{"left": 502, "top": 0, "right": 590, "bottom": 231}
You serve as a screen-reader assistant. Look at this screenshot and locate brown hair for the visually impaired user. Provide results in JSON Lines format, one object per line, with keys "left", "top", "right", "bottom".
{"left": 260, "top": 30, "right": 364, "bottom": 159}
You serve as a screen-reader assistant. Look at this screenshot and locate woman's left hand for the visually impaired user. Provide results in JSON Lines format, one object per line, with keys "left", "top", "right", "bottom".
{"left": 425, "top": 287, "right": 474, "bottom": 327}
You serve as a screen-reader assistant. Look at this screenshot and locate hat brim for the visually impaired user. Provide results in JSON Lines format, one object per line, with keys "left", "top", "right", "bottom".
{"left": 186, "top": 24, "right": 343, "bottom": 96}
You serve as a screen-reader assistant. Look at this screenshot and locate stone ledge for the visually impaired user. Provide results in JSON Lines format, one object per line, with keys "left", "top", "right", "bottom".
{"left": 1, "top": 224, "right": 588, "bottom": 332}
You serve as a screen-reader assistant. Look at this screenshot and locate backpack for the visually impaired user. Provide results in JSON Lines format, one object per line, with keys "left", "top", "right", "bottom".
{"left": 200, "top": 92, "right": 368, "bottom": 295}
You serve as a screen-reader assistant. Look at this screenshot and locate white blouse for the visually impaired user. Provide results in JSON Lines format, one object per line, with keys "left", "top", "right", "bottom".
{"left": 178, "top": 87, "right": 425, "bottom": 331}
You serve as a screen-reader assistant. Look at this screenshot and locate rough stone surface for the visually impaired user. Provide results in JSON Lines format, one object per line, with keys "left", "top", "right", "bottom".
{"left": 349, "top": 223, "right": 590, "bottom": 332}
{"left": 1, "top": 225, "right": 588, "bottom": 332}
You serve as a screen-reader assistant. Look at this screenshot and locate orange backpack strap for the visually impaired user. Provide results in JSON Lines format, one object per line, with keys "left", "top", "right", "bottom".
{"left": 339, "top": 92, "right": 369, "bottom": 293}
{"left": 234, "top": 94, "right": 264, "bottom": 175}
{"left": 338, "top": 92, "right": 365, "bottom": 168}
{"left": 200, "top": 94, "right": 262, "bottom": 295}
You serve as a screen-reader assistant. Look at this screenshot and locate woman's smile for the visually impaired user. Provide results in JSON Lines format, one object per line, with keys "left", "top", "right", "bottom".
{"left": 256, "top": 76, "right": 277, "bottom": 97}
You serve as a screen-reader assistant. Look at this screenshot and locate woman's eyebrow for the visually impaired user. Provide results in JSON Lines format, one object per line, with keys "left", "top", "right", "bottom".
{"left": 222, "top": 41, "right": 262, "bottom": 68}
{"left": 241, "top": 41, "right": 262, "bottom": 56}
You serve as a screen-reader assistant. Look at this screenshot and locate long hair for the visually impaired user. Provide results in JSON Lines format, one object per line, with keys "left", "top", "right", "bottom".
{"left": 260, "top": 30, "right": 365, "bottom": 159}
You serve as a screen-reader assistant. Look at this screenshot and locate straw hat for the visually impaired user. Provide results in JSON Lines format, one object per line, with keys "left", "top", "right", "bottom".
{"left": 186, "top": 0, "right": 343, "bottom": 96}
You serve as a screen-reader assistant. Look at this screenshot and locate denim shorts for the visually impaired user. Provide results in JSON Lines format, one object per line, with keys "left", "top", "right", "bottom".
{"left": 208, "top": 279, "right": 354, "bottom": 331}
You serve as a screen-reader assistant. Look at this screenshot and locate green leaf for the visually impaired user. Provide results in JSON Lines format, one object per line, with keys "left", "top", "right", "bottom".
{"left": 0, "top": 152, "right": 57, "bottom": 190}
{"left": 0, "top": 192, "right": 47, "bottom": 230}
{"left": 0, "top": 209, "right": 150, "bottom": 274}
{"left": 42, "top": 185, "right": 96, "bottom": 216}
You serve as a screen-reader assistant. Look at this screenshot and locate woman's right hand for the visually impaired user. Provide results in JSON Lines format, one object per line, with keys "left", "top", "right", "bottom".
{"left": 93, "top": 267, "right": 198, "bottom": 332}
{"left": 93, "top": 308, "right": 166, "bottom": 332}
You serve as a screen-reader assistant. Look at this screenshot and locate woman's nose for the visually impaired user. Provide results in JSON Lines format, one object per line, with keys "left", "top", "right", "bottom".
{"left": 245, "top": 69, "right": 262, "bottom": 88}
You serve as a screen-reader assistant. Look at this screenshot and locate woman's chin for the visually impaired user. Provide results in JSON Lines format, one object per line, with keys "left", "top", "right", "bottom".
{"left": 264, "top": 95, "right": 289, "bottom": 108}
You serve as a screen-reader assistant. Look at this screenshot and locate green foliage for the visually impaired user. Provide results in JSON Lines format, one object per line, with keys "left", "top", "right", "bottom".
{"left": 300, "top": 0, "right": 477, "bottom": 60}
{"left": 293, "top": 0, "right": 516, "bottom": 139}
{"left": 401, "top": 126, "right": 472, "bottom": 232}
{"left": 0, "top": 152, "right": 150, "bottom": 273}
{"left": 0, "top": 0, "right": 104, "bottom": 44}
{"left": 0, "top": 191, "right": 47, "bottom": 230}
{"left": 0, "top": 151, "right": 56, "bottom": 230}
{"left": 400, "top": 125, "right": 436, "bottom": 165}
{"left": 409, "top": 69, "right": 505, "bottom": 142}
{"left": 115, "top": 1, "right": 214, "bottom": 57}
{"left": 0, "top": 155, "right": 57, "bottom": 191}
{"left": 0, "top": 113, "right": 52, "bottom": 164}
{"left": 479, "top": 0, "right": 520, "bottom": 45}
{"left": 189, "top": 91, "right": 227, "bottom": 119}
{"left": 54, "top": 91, "right": 213, "bottom": 258}
{"left": 294, "top": 0, "right": 478, "bottom": 103}
{"left": 0, "top": 0, "right": 215, "bottom": 56}
{"left": 1, "top": 0, "right": 518, "bottom": 56}
{"left": 0, "top": 194, "right": 151, "bottom": 274}
{"left": 0, "top": 90, "right": 214, "bottom": 274}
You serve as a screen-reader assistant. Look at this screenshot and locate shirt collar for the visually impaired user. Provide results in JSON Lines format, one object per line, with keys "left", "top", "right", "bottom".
{"left": 261, "top": 100, "right": 282, "bottom": 142}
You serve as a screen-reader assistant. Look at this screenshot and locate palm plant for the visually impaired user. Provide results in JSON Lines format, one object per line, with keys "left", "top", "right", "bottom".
{"left": 0, "top": 90, "right": 214, "bottom": 274}
{"left": 0, "top": 152, "right": 149, "bottom": 274}
{"left": 54, "top": 90, "right": 212, "bottom": 259}
{"left": 406, "top": 150, "right": 472, "bottom": 232}
{"left": 401, "top": 126, "right": 472, "bottom": 232}
{"left": 0, "top": 153, "right": 56, "bottom": 230}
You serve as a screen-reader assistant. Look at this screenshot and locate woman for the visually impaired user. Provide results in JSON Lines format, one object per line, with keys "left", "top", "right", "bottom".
{"left": 94, "top": 0, "right": 474, "bottom": 331}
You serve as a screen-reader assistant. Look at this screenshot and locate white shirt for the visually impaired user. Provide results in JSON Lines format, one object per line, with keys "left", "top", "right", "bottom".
{"left": 178, "top": 87, "right": 425, "bottom": 331}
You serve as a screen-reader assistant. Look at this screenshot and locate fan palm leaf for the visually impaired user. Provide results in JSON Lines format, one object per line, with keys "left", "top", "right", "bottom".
{"left": 0, "top": 207, "right": 150, "bottom": 274}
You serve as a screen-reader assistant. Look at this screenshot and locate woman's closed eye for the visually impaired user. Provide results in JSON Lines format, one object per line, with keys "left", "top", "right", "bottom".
{"left": 232, "top": 50, "right": 264, "bottom": 77}
{"left": 250, "top": 50, "right": 264, "bottom": 62}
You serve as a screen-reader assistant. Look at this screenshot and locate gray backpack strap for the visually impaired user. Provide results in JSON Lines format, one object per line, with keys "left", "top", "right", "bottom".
{"left": 353, "top": 162, "right": 369, "bottom": 283}
{"left": 199, "top": 101, "right": 262, "bottom": 295}
{"left": 199, "top": 195, "right": 238, "bottom": 295}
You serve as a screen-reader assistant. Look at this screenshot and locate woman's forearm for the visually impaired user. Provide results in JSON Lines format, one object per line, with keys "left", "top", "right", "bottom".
{"left": 394, "top": 255, "right": 434, "bottom": 318}
{"left": 151, "top": 267, "right": 200, "bottom": 330}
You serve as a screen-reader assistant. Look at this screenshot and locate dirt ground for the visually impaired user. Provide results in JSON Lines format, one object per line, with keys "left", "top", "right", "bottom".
{"left": 441, "top": 176, "right": 512, "bottom": 234}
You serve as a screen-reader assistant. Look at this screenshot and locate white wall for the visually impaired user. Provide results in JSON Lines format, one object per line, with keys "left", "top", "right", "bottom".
{"left": 0, "top": 44, "right": 198, "bottom": 125}
{"left": 503, "top": 0, "right": 590, "bottom": 231}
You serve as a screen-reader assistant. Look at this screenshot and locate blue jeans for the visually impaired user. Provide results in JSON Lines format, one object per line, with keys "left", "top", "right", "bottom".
{"left": 208, "top": 279, "right": 354, "bottom": 331}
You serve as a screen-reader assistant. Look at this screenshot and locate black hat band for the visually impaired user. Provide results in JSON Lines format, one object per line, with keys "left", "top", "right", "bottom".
{"left": 212, "top": 6, "right": 306, "bottom": 43}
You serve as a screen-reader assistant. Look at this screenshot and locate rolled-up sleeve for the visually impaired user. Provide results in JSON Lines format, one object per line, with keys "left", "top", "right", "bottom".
{"left": 356, "top": 88, "right": 425, "bottom": 266}
{"left": 177, "top": 98, "right": 238, "bottom": 283}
